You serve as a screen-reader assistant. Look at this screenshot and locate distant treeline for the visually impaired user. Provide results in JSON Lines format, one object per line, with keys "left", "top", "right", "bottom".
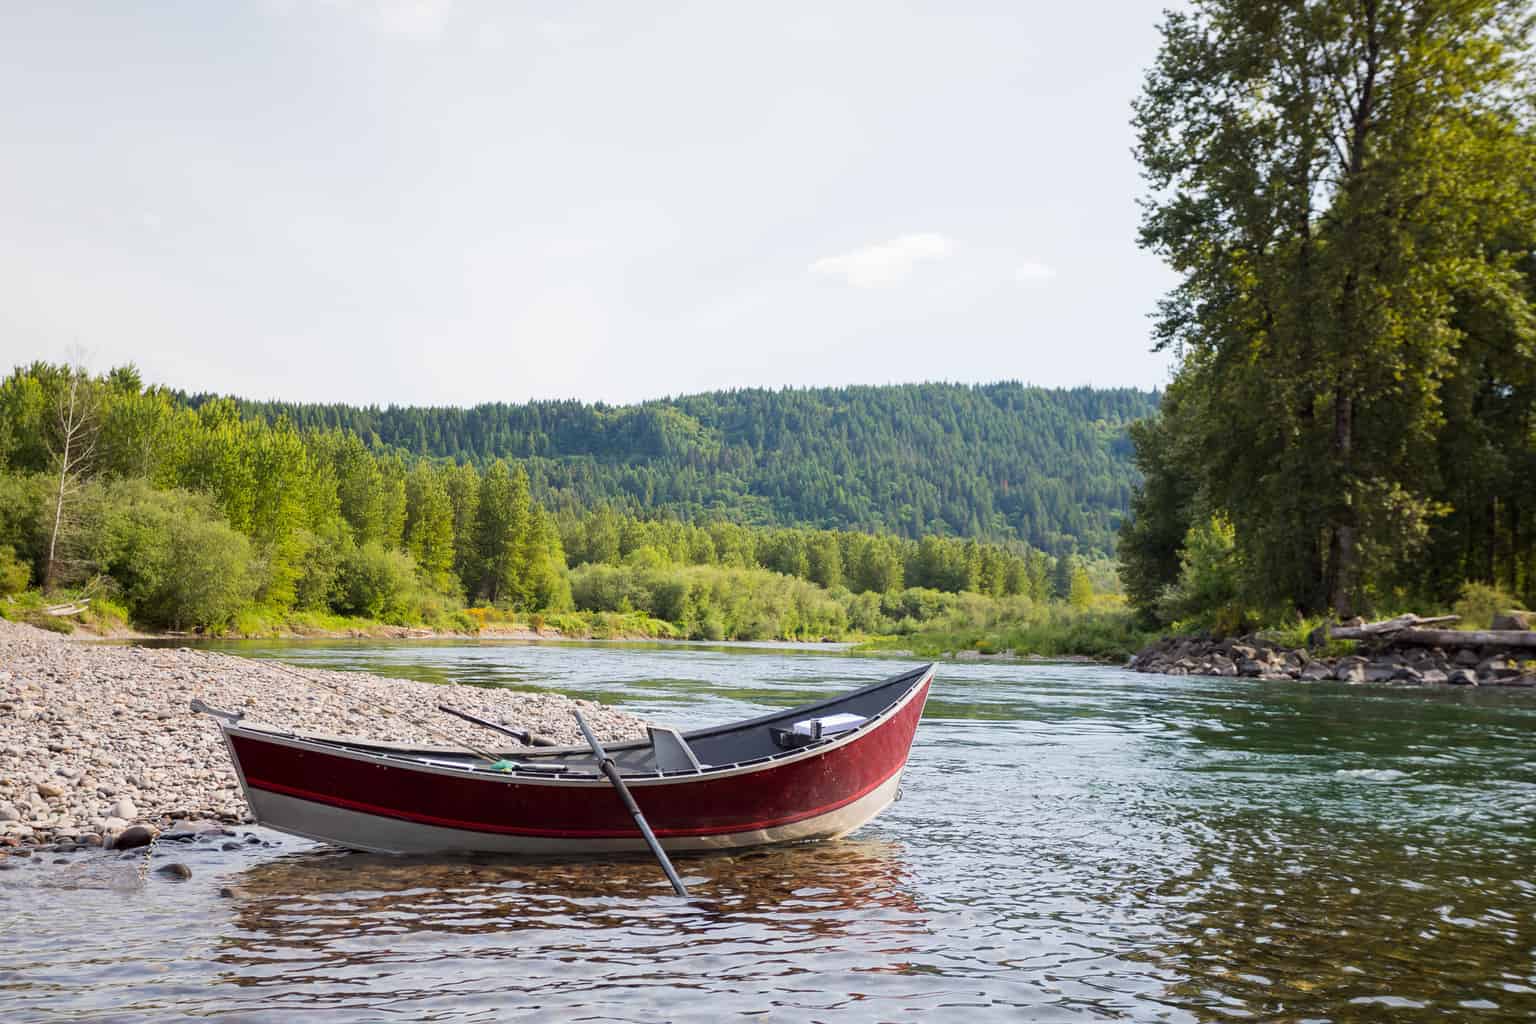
{"left": 0, "top": 363, "right": 1096, "bottom": 635}
{"left": 186, "top": 382, "right": 1158, "bottom": 555}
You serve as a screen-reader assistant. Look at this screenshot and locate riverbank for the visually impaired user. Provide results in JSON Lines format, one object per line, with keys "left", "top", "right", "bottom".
{"left": 0, "top": 620, "right": 649, "bottom": 850}
{"left": 1129, "top": 632, "right": 1536, "bottom": 686}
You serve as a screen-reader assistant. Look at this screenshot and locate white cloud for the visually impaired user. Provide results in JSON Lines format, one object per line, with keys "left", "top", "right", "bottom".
{"left": 809, "top": 233, "right": 955, "bottom": 288}
{"left": 267, "top": 0, "right": 453, "bottom": 40}
{"left": 1015, "top": 260, "right": 1057, "bottom": 284}
{"left": 368, "top": 0, "right": 452, "bottom": 39}
{"left": 474, "top": 22, "right": 506, "bottom": 50}
{"left": 538, "top": 21, "right": 599, "bottom": 46}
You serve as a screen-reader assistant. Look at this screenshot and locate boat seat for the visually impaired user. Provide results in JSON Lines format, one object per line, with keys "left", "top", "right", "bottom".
{"left": 648, "top": 725, "right": 705, "bottom": 772}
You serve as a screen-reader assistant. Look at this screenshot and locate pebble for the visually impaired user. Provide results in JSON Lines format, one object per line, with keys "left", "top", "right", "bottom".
{"left": 156, "top": 862, "right": 193, "bottom": 880}
{"left": 0, "top": 619, "right": 649, "bottom": 849}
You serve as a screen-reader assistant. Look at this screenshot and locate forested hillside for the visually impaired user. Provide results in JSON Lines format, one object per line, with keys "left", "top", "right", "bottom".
{"left": 195, "top": 383, "right": 1158, "bottom": 555}
{"left": 1, "top": 363, "right": 1128, "bottom": 646}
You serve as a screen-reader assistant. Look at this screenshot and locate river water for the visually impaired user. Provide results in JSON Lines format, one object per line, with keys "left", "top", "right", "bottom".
{"left": 3, "top": 640, "right": 1535, "bottom": 1022}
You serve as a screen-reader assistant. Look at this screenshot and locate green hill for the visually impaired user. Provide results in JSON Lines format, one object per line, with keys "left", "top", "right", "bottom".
{"left": 198, "top": 382, "right": 1159, "bottom": 555}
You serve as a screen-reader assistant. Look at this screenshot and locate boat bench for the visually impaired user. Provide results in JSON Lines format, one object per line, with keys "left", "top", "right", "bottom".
{"left": 648, "top": 725, "right": 705, "bottom": 772}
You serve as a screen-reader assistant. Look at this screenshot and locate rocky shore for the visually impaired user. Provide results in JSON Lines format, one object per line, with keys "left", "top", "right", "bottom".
{"left": 0, "top": 620, "right": 649, "bottom": 850}
{"left": 1129, "top": 632, "right": 1536, "bottom": 687}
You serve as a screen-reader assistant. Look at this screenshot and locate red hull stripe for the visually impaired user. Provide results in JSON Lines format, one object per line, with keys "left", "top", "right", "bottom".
{"left": 247, "top": 767, "right": 900, "bottom": 838}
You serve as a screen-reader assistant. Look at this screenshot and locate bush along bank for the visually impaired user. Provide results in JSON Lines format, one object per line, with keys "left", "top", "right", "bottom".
{"left": 1128, "top": 633, "right": 1536, "bottom": 687}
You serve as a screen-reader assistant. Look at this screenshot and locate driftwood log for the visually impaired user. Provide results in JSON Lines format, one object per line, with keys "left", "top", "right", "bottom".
{"left": 1330, "top": 613, "right": 1536, "bottom": 649}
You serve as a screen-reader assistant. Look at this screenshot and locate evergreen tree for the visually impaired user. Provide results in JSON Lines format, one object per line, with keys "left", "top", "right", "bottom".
{"left": 404, "top": 463, "right": 455, "bottom": 592}
{"left": 475, "top": 459, "right": 532, "bottom": 604}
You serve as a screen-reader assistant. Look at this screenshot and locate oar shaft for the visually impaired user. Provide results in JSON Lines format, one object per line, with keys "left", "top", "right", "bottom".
{"left": 437, "top": 704, "right": 531, "bottom": 745}
{"left": 573, "top": 710, "right": 690, "bottom": 898}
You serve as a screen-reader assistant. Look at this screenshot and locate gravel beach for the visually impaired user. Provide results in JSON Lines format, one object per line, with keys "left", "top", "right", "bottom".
{"left": 0, "top": 620, "right": 649, "bottom": 849}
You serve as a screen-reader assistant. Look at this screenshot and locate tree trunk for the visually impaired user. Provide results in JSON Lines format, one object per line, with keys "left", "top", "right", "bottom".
{"left": 1328, "top": 392, "right": 1356, "bottom": 617}
{"left": 1508, "top": 501, "right": 1521, "bottom": 597}
{"left": 44, "top": 374, "right": 80, "bottom": 592}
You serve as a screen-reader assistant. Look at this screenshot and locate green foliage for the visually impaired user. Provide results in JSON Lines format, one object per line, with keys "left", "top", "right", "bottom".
{"left": 1451, "top": 582, "right": 1523, "bottom": 631}
{"left": 335, "top": 541, "right": 421, "bottom": 621}
{"left": 569, "top": 563, "right": 848, "bottom": 641}
{"left": 559, "top": 509, "right": 1048, "bottom": 600}
{"left": 1067, "top": 567, "right": 1094, "bottom": 609}
{"left": 0, "top": 472, "right": 48, "bottom": 574}
{"left": 0, "top": 545, "right": 30, "bottom": 596}
{"left": 30, "top": 612, "right": 75, "bottom": 635}
{"left": 860, "top": 601, "right": 1151, "bottom": 661}
{"left": 1127, "top": 0, "right": 1536, "bottom": 623}
{"left": 93, "top": 481, "right": 258, "bottom": 631}
{"left": 1117, "top": 409, "right": 1196, "bottom": 623}
{"left": 1159, "top": 517, "right": 1247, "bottom": 634}
{"left": 404, "top": 462, "right": 456, "bottom": 591}
{"left": 191, "top": 382, "right": 1158, "bottom": 556}
{"left": 81, "top": 595, "right": 131, "bottom": 633}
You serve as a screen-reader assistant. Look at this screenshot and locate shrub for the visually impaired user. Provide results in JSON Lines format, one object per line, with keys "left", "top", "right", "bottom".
{"left": 31, "top": 613, "right": 74, "bottom": 634}
{"left": 1452, "top": 582, "right": 1521, "bottom": 630}
{"left": 95, "top": 481, "right": 258, "bottom": 631}
{"left": 292, "top": 526, "right": 347, "bottom": 611}
{"left": 0, "top": 545, "right": 29, "bottom": 596}
{"left": 0, "top": 473, "right": 48, "bottom": 576}
{"left": 81, "top": 595, "right": 130, "bottom": 633}
{"left": 1159, "top": 516, "right": 1248, "bottom": 634}
{"left": 335, "top": 541, "right": 420, "bottom": 621}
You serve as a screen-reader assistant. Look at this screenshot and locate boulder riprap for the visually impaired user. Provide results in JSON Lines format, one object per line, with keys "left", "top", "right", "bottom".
{"left": 0, "top": 619, "right": 650, "bottom": 849}
{"left": 1129, "top": 632, "right": 1536, "bottom": 687}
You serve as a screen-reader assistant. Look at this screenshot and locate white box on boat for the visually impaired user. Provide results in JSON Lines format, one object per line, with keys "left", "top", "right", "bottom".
{"left": 791, "top": 713, "right": 867, "bottom": 740}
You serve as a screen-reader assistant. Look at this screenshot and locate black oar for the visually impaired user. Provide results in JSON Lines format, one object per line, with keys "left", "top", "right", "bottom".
{"left": 572, "top": 709, "right": 690, "bottom": 898}
{"left": 437, "top": 704, "right": 559, "bottom": 747}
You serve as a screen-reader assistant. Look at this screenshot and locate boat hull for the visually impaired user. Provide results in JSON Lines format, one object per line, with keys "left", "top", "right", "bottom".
{"left": 219, "top": 669, "right": 932, "bottom": 855}
{"left": 243, "top": 770, "right": 906, "bottom": 855}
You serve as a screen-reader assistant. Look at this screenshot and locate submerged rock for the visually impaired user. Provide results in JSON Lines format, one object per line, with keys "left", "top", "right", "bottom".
{"left": 110, "top": 824, "right": 159, "bottom": 850}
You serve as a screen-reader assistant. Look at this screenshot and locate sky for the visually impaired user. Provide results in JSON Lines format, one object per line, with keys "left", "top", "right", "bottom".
{"left": 0, "top": 1, "right": 1179, "bottom": 406}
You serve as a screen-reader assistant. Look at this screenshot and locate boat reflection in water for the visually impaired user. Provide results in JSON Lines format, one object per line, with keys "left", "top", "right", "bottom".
{"left": 212, "top": 838, "right": 929, "bottom": 1012}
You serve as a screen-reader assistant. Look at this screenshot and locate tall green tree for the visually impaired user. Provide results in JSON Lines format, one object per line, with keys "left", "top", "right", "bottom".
{"left": 443, "top": 461, "right": 481, "bottom": 595}
{"left": 404, "top": 463, "right": 456, "bottom": 592}
{"left": 1132, "top": 0, "right": 1536, "bottom": 617}
{"left": 475, "top": 459, "right": 532, "bottom": 604}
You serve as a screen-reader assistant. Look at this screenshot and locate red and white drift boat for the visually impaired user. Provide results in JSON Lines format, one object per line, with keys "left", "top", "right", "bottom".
{"left": 197, "top": 664, "right": 934, "bottom": 855}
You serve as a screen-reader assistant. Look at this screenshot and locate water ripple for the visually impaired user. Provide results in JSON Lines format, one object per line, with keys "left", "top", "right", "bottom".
{"left": 4, "top": 644, "right": 1535, "bottom": 1021}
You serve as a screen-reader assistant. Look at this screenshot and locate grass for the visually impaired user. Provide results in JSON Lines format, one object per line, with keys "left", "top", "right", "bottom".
{"left": 1, "top": 589, "right": 76, "bottom": 633}
{"left": 858, "top": 599, "right": 1154, "bottom": 662}
{"left": 544, "top": 610, "right": 682, "bottom": 640}
{"left": 4, "top": 579, "right": 1149, "bottom": 659}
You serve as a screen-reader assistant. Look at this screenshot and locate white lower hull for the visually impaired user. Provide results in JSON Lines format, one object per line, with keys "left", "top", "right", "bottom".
{"left": 247, "top": 771, "right": 905, "bottom": 855}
